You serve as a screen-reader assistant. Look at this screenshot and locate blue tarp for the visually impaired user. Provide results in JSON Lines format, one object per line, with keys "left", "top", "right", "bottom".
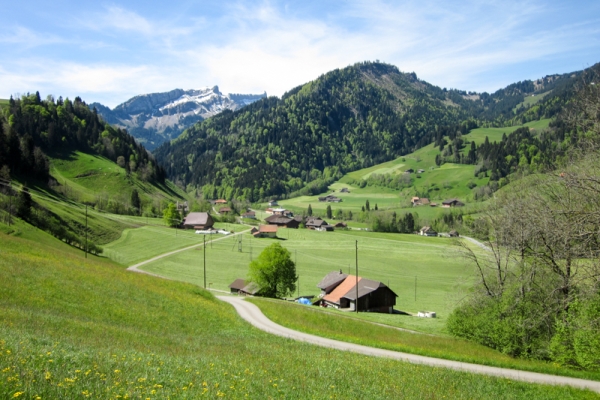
{"left": 298, "top": 298, "right": 312, "bottom": 305}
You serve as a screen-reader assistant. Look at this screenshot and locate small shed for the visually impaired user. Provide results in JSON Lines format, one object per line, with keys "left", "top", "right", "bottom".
{"left": 229, "top": 278, "right": 247, "bottom": 294}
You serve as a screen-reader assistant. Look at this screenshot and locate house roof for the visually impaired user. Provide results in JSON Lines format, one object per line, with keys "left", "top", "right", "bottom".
{"left": 419, "top": 198, "right": 430, "bottom": 205}
{"left": 265, "top": 215, "right": 292, "bottom": 224}
{"left": 342, "top": 279, "right": 397, "bottom": 300}
{"left": 183, "top": 212, "right": 212, "bottom": 226}
{"left": 241, "top": 282, "right": 261, "bottom": 295}
{"left": 220, "top": 207, "right": 232, "bottom": 212}
{"left": 215, "top": 199, "right": 227, "bottom": 204}
{"left": 259, "top": 225, "right": 278, "bottom": 233}
{"left": 323, "top": 275, "right": 362, "bottom": 304}
{"left": 316, "top": 270, "right": 348, "bottom": 290}
{"left": 306, "top": 218, "right": 327, "bottom": 227}
{"left": 229, "top": 278, "right": 246, "bottom": 290}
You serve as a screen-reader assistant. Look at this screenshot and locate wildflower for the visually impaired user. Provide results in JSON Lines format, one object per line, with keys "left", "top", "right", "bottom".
{"left": 44, "top": 371, "right": 51, "bottom": 380}
{"left": 114, "top": 370, "right": 121, "bottom": 374}
{"left": 13, "top": 392, "right": 24, "bottom": 398}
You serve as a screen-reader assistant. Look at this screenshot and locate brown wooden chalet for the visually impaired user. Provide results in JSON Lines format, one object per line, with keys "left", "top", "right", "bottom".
{"left": 305, "top": 217, "right": 328, "bottom": 229}
{"left": 264, "top": 214, "right": 300, "bottom": 228}
{"left": 442, "top": 199, "right": 465, "bottom": 208}
{"left": 219, "top": 207, "right": 232, "bottom": 214}
{"left": 318, "top": 272, "right": 397, "bottom": 313}
{"left": 182, "top": 212, "right": 214, "bottom": 230}
{"left": 318, "top": 194, "right": 342, "bottom": 203}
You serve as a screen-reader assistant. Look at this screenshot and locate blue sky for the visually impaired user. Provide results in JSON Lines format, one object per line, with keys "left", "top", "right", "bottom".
{"left": 1, "top": 0, "right": 599, "bottom": 107}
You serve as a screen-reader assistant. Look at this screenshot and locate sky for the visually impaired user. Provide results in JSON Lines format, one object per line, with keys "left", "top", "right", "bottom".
{"left": 1, "top": 0, "right": 599, "bottom": 108}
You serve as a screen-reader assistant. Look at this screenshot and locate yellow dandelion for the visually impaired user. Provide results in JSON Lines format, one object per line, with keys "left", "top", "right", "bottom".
{"left": 44, "top": 371, "right": 51, "bottom": 380}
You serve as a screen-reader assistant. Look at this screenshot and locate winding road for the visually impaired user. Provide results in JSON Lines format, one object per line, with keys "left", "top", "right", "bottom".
{"left": 218, "top": 296, "right": 600, "bottom": 393}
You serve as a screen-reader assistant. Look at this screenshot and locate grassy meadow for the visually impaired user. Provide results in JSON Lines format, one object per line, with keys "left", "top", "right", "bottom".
{"left": 250, "top": 297, "right": 600, "bottom": 381}
{"left": 49, "top": 150, "right": 186, "bottom": 206}
{"left": 105, "top": 226, "right": 484, "bottom": 334}
{"left": 3, "top": 229, "right": 595, "bottom": 399}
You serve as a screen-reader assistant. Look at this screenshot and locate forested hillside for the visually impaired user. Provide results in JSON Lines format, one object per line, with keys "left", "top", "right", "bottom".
{"left": 155, "top": 62, "right": 477, "bottom": 200}
{"left": 155, "top": 61, "right": 597, "bottom": 201}
{"left": 0, "top": 93, "right": 165, "bottom": 184}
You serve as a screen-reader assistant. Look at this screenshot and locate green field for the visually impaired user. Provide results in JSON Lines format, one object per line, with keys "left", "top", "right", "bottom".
{"left": 49, "top": 150, "right": 185, "bottom": 206}
{"left": 105, "top": 227, "right": 483, "bottom": 334}
{"left": 462, "top": 119, "right": 551, "bottom": 146}
{"left": 513, "top": 91, "right": 552, "bottom": 112}
{"left": 3, "top": 229, "right": 593, "bottom": 399}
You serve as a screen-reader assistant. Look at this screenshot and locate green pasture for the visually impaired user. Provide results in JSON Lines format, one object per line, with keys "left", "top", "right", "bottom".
{"left": 277, "top": 142, "right": 488, "bottom": 215}
{"left": 463, "top": 119, "right": 551, "bottom": 146}
{"left": 106, "top": 227, "right": 482, "bottom": 332}
{"left": 250, "top": 297, "right": 600, "bottom": 381}
{"left": 1, "top": 233, "right": 591, "bottom": 398}
{"left": 513, "top": 91, "right": 552, "bottom": 112}
{"left": 49, "top": 150, "right": 186, "bottom": 205}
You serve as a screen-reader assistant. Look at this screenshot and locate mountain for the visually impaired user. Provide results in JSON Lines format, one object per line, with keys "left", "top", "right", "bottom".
{"left": 154, "top": 61, "right": 598, "bottom": 202}
{"left": 154, "top": 61, "right": 475, "bottom": 201}
{"left": 90, "top": 87, "right": 266, "bottom": 150}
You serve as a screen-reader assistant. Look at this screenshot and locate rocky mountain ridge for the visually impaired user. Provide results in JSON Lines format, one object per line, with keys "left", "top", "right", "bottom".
{"left": 91, "top": 87, "right": 266, "bottom": 150}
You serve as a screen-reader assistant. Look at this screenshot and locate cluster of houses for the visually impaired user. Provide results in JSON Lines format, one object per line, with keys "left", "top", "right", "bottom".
{"left": 228, "top": 270, "right": 398, "bottom": 313}
{"left": 318, "top": 194, "right": 342, "bottom": 203}
{"left": 411, "top": 197, "right": 465, "bottom": 208}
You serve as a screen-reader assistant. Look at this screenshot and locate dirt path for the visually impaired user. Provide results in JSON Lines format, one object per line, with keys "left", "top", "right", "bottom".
{"left": 127, "top": 228, "right": 251, "bottom": 279}
{"left": 218, "top": 296, "right": 600, "bottom": 393}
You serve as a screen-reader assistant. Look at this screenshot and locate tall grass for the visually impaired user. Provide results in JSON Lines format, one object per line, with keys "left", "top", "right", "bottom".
{"left": 1, "top": 231, "right": 596, "bottom": 398}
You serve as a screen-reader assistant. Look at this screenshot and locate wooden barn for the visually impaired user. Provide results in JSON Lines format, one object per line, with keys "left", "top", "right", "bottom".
{"left": 182, "top": 212, "right": 214, "bottom": 230}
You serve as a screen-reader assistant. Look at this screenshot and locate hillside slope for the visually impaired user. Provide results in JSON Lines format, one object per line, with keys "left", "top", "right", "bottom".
{"left": 155, "top": 62, "right": 476, "bottom": 200}
{"left": 1, "top": 228, "right": 596, "bottom": 398}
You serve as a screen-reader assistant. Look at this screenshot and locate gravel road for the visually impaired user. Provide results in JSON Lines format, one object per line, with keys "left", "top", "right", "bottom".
{"left": 218, "top": 295, "right": 600, "bottom": 393}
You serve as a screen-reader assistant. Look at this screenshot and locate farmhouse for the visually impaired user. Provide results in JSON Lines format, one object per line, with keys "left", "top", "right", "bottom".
{"left": 442, "top": 199, "right": 465, "bottom": 208}
{"left": 265, "top": 214, "right": 300, "bottom": 228}
{"left": 214, "top": 199, "right": 228, "bottom": 205}
{"left": 268, "top": 200, "right": 279, "bottom": 206}
{"left": 411, "top": 197, "right": 430, "bottom": 206}
{"left": 449, "top": 230, "right": 460, "bottom": 237}
{"left": 340, "top": 187, "right": 350, "bottom": 193}
{"left": 419, "top": 226, "right": 438, "bottom": 237}
{"left": 334, "top": 221, "right": 348, "bottom": 229}
{"left": 305, "top": 217, "right": 329, "bottom": 229}
{"left": 182, "top": 212, "right": 214, "bottom": 230}
{"left": 318, "top": 272, "right": 398, "bottom": 313}
{"left": 219, "top": 207, "right": 232, "bottom": 214}
{"left": 316, "top": 270, "right": 348, "bottom": 295}
{"left": 272, "top": 208, "right": 293, "bottom": 217}
{"left": 241, "top": 211, "right": 256, "bottom": 219}
{"left": 404, "top": 168, "right": 414, "bottom": 174}
{"left": 252, "top": 225, "right": 278, "bottom": 238}
{"left": 417, "top": 169, "right": 425, "bottom": 174}
{"left": 318, "top": 194, "right": 342, "bottom": 203}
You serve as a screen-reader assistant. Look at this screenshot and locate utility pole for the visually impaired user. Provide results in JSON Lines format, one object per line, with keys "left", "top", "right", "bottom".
{"left": 203, "top": 235, "right": 206, "bottom": 289}
{"left": 355, "top": 240, "right": 358, "bottom": 313}
{"left": 8, "top": 189, "right": 12, "bottom": 227}
{"left": 85, "top": 205, "right": 88, "bottom": 259}
{"left": 415, "top": 276, "right": 417, "bottom": 302}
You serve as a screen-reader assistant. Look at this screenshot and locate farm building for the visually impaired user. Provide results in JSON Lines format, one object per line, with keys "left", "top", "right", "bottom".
{"left": 318, "top": 195, "right": 342, "bottom": 203}
{"left": 419, "top": 226, "right": 438, "bottom": 237}
{"left": 268, "top": 200, "right": 279, "bottom": 206}
{"left": 340, "top": 187, "right": 350, "bottom": 193}
{"left": 318, "top": 273, "right": 398, "bottom": 313}
{"left": 334, "top": 222, "right": 348, "bottom": 229}
{"left": 241, "top": 211, "right": 256, "bottom": 219}
{"left": 238, "top": 281, "right": 261, "bottom": 296}
{"left": 411, "top": 197, "right": 430, "bottom": 206}
{"left": 449, "top": 230, "right": 460, "bottom": 237}
{"left": 305, "top": 217, "right": 329, "bottom": 229}
{"left": 417, "top": 169, "right": 425, "bottom": 174}
{"left": 229, "top": 278, "right": 247, "bottom": 294}
{"left": 219, "top": 207, "right": 232, "bottom": 214}
{"left": 404, "top": 168, "right": 414, "bottom": 174}
{"left": 316, "top": 270, "right": 348, "bottom": 295}
{"left": 182, "top": 212, "right": 214, "bottom": 230}
{"left": 214, "top": 199, "right": 228, "bottom": 205}
{"left": 272, "top": 208, "right": 293, "bottom": 217}
{"left": 265, "top": 214, "right": 300, "bottom": 228}
{"left": 442, "top": 199, "right": 465, "bottom": 208}
{"left": 316, "top": 225, "right": 334, "bottom": 232}
{"left": 253, "top": 225, "right": 278, "bottom": 238}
